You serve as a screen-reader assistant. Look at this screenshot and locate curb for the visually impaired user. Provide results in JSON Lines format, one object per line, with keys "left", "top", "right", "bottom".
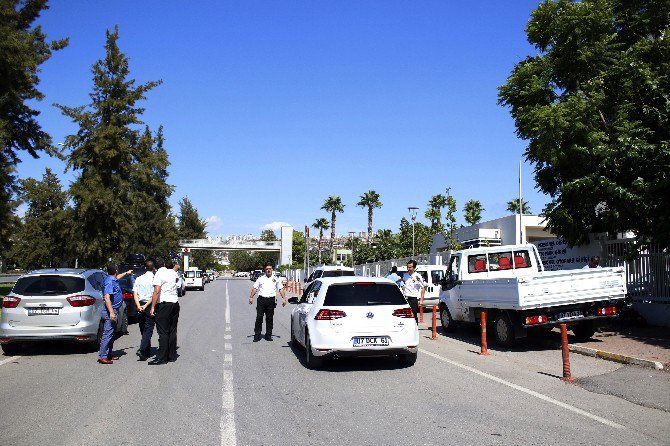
{"left": 569, "top": 345, "right": 664, "bottom": 370}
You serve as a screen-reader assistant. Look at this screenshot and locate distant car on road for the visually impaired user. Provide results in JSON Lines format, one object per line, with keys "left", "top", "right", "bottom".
{"left": 185, "top": 268, "right": 205, "bottom": 291}
{"left": 274, "top": 271, "right": 288, "bottom": 286}
{"left": 233, "top": 271, "right": 249, "bottom": 278}
{"left": 0, "top": 268, "right": 127, "bottom": 355}
{"left": 118, "top": 261, "right": 147, "bottom": 321}
{"left": 288, "top": 276, "right": 419, "bottom": 368}
{"left": 250, "top": 270, "right": 263, "bottom": 282}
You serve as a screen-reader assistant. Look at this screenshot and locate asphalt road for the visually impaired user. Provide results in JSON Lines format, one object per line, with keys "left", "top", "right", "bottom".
{"left": 0, "top": 278, "right": 668, "bottom": 446}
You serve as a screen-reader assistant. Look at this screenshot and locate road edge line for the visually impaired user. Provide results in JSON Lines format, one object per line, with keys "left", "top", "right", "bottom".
{"left": 419, "top": 348, "right": 625, "bottom": 429}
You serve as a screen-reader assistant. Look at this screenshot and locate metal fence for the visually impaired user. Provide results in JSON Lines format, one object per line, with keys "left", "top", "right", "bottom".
{"left": 605, "top": 240, "right": 669, "bottom": 301}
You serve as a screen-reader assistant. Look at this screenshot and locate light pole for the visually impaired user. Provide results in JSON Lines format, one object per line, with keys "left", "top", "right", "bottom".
{"left": 348, "top": 231, "right": 355, "bottom": 268}
{"left": 408, "top": 207, "right": 418, "bottom": 257}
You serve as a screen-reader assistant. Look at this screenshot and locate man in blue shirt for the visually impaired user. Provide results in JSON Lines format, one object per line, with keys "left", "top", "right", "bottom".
{"left": 98, "top": 263, "right": 132, "bottom": 364}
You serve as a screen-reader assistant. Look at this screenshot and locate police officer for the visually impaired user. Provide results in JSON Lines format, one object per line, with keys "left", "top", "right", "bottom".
{"left": 98, "top": 264, "right": 133, "bottom": 364}
{"left": 133, "top": 259, "right": 156, "bottom": 360}
{"left": 402, "top": 260, "right": 426, "bottom": 324}
{"left": 249, "top": 262, "right": 286, "bottom": 342}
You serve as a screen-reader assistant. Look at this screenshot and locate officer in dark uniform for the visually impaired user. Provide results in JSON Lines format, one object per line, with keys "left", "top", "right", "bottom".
{"left": 249, "top": 262, "right": 286, "bottom": 342}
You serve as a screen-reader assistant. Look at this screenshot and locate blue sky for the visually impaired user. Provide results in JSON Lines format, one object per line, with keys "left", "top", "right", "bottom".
{"left": 21, "top": 1, "right": 547, "bottom": 238}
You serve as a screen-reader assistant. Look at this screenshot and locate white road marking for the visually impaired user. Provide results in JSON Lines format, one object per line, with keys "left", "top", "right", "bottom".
{"left": 225, "top": 281, "right": 231, "bottom": 326}
{"left": 224, "top": 334, "right": 231, "bottom": 340}
{"left": 0, "top": 355, "right": 19, "bottom": 367}
{"left": 419, "top": 348, "right": 625, "bottom": 429}
{"left": 220, "top": 280, "right": 237, "bottom": 446}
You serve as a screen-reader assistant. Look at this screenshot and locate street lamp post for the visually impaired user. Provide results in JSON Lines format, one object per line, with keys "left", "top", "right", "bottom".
{"left": 408, "top": 207, "right": 418, "bottom": 258}
{"left": 348, "top": 231, "right": 355, "bottom": 269}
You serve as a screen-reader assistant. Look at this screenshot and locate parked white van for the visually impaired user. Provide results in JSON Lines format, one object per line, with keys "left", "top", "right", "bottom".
{"left": 184, "top": 267, "right": 205, "bottom": 291}
{"left": 391, "top": 265, "right": 448, "bottom": 306}
{"left": 305, "top": 265, "right": 355, "bottom": 287}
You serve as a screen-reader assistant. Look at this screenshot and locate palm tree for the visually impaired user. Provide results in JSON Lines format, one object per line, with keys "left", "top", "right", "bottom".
{"left": 507, "top": 198, "right": 531, "bottom": 215}
{"left": 463, "top": 199, "right": 484, "bottom": 225}
{"left": 356, "top": 190, "right": 382, "bottom": 244}
{"left": 321, "top": 195, "right": 345, "bottom": 252}
{"left": 425, "top": 194, "right": 447, "bottom": 232}
{"left": 312, "top": 218, "right": 330, "bottom": 264}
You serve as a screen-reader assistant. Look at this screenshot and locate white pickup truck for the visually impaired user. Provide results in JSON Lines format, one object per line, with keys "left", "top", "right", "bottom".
{"left": 438, "top": 244, "right": 627, "bottom": 346}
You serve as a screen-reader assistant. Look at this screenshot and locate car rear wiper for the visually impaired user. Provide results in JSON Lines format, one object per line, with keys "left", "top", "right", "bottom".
{"left": 367, "top": 301, "right": 393, "bottom": 305}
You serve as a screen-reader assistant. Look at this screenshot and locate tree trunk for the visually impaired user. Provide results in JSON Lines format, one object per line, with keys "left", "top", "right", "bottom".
{"left": 367, "top": 207, "right": 373, "bottom": 245}
{"left": 330, "top": 211, "right": 336, "bottom": 252}
{"left": 318, "top": 230, "right": 323, "bottom": 264}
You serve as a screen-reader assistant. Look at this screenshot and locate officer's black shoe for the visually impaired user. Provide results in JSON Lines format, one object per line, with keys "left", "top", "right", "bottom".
{"left": 253, "top": 335, "right": 261, "bottom": 342}
{"left": 136, "top": 350, "right": 149, "bottom": 361}
{"left": 265, "top": 335, "right": 273, "bottom": 341}
{"left": 147, "top": 359, "right": 168, "bottom": 365}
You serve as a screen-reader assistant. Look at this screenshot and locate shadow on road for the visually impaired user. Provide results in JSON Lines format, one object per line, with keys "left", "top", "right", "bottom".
{"left": 286, "top": 340, "right": 413, "bottom": 372}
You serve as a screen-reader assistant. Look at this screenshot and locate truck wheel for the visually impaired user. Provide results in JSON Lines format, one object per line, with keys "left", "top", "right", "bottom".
{"left": 572, "top": 322, "right": 596, "bottom": 340}
{"left": 305, "top": 332, "right": 324, "bottom": 369}
{"left": 493, "top": 313, "right": 515, "bottom": 347}
{"left": 440, "top": 305, "right": 457, "bottom": 332}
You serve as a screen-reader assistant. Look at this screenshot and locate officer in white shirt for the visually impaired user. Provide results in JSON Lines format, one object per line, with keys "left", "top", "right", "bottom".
{"left": 148, "top": 257, "right": 180, "bottom": 365}
{"left": 133, "top": 260, "right": 156, "bottom": 360}
{"left": 249, "top": 262, "right": 286, "bottom": 342}
{"left": 402, "top": 260, "right": 426, "bottom": 324}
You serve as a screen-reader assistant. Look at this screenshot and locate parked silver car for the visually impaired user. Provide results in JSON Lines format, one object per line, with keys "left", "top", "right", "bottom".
{"left": 0, "top": 268, "right": 127, "bottom": 355}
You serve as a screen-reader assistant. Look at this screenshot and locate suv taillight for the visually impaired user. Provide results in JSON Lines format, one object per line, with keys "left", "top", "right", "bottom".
{"left": 392, "top": 307, "right": 415, "bottom": 318}
{"left": 2, "top": 296, "right": 20, "bottom": 308}
{"left": 315, "top": 309, "right": 347, "bottom": 320}
{"left": 67, "top": 295, "right": 96, "bottom": 307}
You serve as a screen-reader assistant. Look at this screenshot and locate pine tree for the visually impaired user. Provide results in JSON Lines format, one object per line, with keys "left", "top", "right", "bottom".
{"left": 126, "top": 125, "right": 176, "bottom": 258}
{"left": 56, "top": 26, "right": 161, "bottom": 266}
{"left": 0, "top": 0, "right": 67, "bottom": 258}
{"left": 177, "top": 197, "right": 213, "bottom": 269}
{"left": 9, "top": 168, "right": 72, "bottom": 269}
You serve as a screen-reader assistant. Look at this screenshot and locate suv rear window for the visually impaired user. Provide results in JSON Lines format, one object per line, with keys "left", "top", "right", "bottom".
{"left": 13, "top": 275, "right": 86, "bottom": 296}
{"left": 322, "top": 270, "right": 355, "bottom": 278}
{"left": 324, "top": 283, "right": 406, "bottom": 306}
{"left": 185, "top": 271, "right": 195, "bottom": 278}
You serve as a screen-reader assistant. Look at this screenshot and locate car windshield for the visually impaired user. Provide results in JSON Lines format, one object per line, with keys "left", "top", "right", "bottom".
{"left": 323, "top": 283, "right": 406, "bottom": 306}
{"left": 13, "top": 275, "right": 86, "bottom": 296}
{"left": 322, "top": 270, "right": 355, "bottom": 278}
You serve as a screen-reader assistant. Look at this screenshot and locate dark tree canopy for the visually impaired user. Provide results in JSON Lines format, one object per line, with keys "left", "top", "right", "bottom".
{"left": 499, "top": 0, "right": 670, "bottom": 248}
{"left": 0, "top": 0, "right": 67, "bottom": 254}
{"left": 57, "top": 26, "right": 162, "bottom": 266}
{"left": 9, "top": 168, "right": 72, "bottom": 269}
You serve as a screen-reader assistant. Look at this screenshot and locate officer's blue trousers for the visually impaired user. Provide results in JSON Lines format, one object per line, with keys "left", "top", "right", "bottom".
{"left": 98, "top": 308, "right": 119, "bottom": 359}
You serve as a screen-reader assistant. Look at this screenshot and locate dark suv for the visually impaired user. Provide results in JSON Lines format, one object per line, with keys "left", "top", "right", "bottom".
{"left": 118, "top": 254, "right": 148, "bottom": 322}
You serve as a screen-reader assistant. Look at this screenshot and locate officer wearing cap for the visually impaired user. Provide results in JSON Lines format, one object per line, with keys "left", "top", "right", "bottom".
{"left": 249, "top": 262, "right": 286, "bottom": 342}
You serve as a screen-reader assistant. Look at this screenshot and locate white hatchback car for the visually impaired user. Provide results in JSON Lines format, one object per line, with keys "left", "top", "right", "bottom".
{"left": 289, "top": 277, "right": 419, "bottom": 368}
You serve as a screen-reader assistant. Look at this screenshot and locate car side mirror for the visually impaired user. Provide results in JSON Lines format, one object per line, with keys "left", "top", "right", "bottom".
{"left": 288, "top": 296, "right": 298, "bottom": 304}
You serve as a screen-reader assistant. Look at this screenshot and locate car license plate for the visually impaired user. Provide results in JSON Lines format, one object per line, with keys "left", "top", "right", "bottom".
{"left": 556, "top": 310, "right": 583, "bottom": 321}
{"left": 352, "top": 336, "right": 390, "bottom": 347}
{"left": 28, "top": 308, "right": 59, "bottom": 316}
